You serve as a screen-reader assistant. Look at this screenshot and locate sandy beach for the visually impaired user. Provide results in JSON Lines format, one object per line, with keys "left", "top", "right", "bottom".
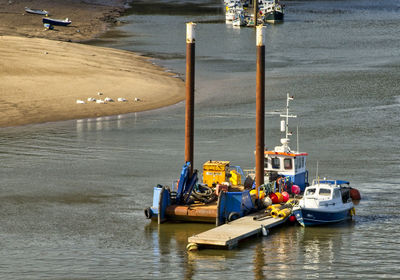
{"left": 0, "top": 36, "right": 184, "bottom": 127}
{"left": 0, "top": 1, "right": 185, "bottom": 127}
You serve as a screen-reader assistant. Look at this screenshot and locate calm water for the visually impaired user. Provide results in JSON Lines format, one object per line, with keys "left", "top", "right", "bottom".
{"left": 2, "top": 0, "right": 400, "bottom": 279}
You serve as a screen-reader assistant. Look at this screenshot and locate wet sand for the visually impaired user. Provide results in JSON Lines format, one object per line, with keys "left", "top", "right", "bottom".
{"left": 0, "top": 0, "right": 128, "bottom": 42}
{"left": 0, "top": 1, "right": 185, "bottom": 127}
{"left": 0, "top": 36, "right": 184, "bottom": 127}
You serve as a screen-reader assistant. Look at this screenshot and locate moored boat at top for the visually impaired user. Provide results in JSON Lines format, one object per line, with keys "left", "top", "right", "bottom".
{"left": 293, "top": 180, "right": 355, "bottom": 226}
{"left": 42, "top": 17, "right": 72, "bottom": 26}
{"left": 225, "top": 0, "right": 244, "bottom": 22}
{"left": 259, "top": 0, "right": 284, "bottom": 23}
{"left": 232, "top": 10, "right": 246, "bottom": 27}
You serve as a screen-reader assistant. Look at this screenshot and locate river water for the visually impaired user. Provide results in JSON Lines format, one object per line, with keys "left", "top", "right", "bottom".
{"left": 1, "top": 0, "right": 400, "bottom": 279}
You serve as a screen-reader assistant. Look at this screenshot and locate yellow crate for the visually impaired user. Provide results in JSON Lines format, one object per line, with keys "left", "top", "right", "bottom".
{"left": 202, "top": 161, "right": 230, "bottom": 186}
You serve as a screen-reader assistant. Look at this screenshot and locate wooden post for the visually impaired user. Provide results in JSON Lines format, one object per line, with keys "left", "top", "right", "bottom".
{"left": 185, "top": 22, "right": 196, "bottom": 176}
{"left": 255, "top": 25, "right": 266, "bottom": 198}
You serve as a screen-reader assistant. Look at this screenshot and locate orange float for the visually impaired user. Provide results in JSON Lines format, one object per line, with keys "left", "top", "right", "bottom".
{"left": 275, "top": 192, "right": 283, "bottom": 203}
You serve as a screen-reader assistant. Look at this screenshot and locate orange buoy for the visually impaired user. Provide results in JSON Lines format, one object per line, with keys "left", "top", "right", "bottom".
{"left": 275, "top": 192, "right": 283, "bottom": 203}
{"left": 350, "top": 188, "right": 361, "bottom": 200}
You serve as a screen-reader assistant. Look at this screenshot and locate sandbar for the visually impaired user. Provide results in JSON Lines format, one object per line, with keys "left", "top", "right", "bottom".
{"left": 0, "top": 36, "right": 184, "bottom": 127}
{"left": 0, "top": 1, "right": 185, "bottom": 127}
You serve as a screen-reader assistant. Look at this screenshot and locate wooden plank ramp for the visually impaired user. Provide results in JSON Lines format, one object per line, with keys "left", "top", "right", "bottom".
{"left": 188, "top": 212, "right": 289, "bottom": 249}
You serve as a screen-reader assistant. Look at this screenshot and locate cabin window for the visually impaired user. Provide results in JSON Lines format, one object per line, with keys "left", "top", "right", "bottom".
{"left": 284, "top": 158, "right": 292, "bottom": 170}
{"left": 264, "top": 159, "right": 269, "bottom": 169}
{"left": 305, "top": 188, "right": 316, "bottom": 196}
{"left": 333, "top": 189, "right": 341, "bottom": 199}
{"left": 271, "top": 157, "right": 280, "bottom": 169}
{"left": 319, "top": 188, "right": 331, "bottom": 197}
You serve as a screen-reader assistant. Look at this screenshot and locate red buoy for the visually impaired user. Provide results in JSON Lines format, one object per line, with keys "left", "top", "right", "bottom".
{"left": 289, "top": 215, "right": 296, "bottom": 223}
{"left": 269, "top": 193, "right": 279, "bottom": 204}
{"left": 350, "top": 188, "right": 361, "bottom": 200}
{"left": 291, "top": 185, "right": 300, "bottom": 194}
{"left": 281, "top": 191, "right": 290, "bottom": 202}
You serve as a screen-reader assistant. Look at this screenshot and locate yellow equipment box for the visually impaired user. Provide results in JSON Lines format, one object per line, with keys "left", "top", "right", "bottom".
{"left": 202, "top": 160, "right": 230, "bottom": 187}
{"left": 229, "top": 170, "right": 241, "bottom": 186}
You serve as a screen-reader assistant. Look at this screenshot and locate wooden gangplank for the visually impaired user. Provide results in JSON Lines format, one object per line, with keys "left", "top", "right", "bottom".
{"left": 188, "top": 212, "right": 289, "bottom": 249}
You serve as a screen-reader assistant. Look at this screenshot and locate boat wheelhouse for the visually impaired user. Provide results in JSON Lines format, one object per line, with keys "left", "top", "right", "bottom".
{"left": 264, "top": 145, "right": 308, "bottom": 191}
{"left": 263, "top": 94, "right": 309, "bottom": 191}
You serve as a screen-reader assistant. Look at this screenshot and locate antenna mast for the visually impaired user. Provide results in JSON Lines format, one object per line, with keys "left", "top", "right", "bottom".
{"left": 280, "top": 93, "right": 297, "bottom": 140}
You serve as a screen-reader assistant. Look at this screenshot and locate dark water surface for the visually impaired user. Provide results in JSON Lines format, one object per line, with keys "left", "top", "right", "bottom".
{"left": 1, "top": 0, "right": 400, "bottom": 279}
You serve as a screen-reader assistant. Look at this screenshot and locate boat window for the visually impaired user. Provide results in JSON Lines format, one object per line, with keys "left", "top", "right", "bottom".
{"left": 333, "top": 189, "right": 341, "bottom": 199}
{"left": 271, "top": 157, "right": 280, "bottom": 169}
{"left": 305, "top": 188, "right": 316, "bottom": 196}
{"left": 284, "top": 158, "right": 292, "bottom": 170}
{"left": 296, "top": 157, "right": 301, "bottom": 170}
{"left": 264, "top": 158, "right": 269, "bottom": 169}
{"left": 319, "top": 188, "right": 331, "bottom": 196}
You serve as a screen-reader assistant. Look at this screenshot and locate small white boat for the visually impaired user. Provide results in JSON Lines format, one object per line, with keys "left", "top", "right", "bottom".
{"left": 232, "top": 11, "right": 246, "bottom": 27}
{"left": 225, "top": 0, "right": 243, "bottom": 22}
{"left": 293, "top": 180, "right": 355, "bottom": 226}
{"left": 25, "top": 7, "right": 49, "bottom": 16}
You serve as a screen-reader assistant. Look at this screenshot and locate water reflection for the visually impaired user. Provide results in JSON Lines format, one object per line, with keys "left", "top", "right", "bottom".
{"left": 75, "top": 113, "right": 140, "bottom": 134}
{"left": 144, "top": 219, "right": 356, "bottom": 279}
{"left": 144, "top": 221, "right": 240, "bottom": 279}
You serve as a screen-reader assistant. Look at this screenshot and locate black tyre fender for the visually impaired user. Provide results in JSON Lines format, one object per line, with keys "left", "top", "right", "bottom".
{"left": 227, "top": 212, "right": 240, "bottom": 222}
{"left": 144, "top": 207, "right": 153, "bottom": 219}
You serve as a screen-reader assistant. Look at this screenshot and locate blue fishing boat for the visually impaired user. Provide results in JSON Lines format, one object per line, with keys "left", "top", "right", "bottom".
{"left": 42, "top": 17, "right": 71, "bottom": 26}
{"left": 293, "top": 180, "right": 355, "bottom": 226}
{"left": 262, "top": 94, "right": 309, "bottom": 192}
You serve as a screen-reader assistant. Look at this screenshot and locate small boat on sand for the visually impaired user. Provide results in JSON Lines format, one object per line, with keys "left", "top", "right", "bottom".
{"left": 25, "top": 7, "right": 49, "bottom": 16}
{"left": 293, "top": 180, "right": 355, "bottom": 226}
{"left": 42, "top": 17, "right": 72, "bottom": 26}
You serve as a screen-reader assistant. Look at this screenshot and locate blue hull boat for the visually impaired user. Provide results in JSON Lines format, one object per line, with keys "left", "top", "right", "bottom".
{"left": 42, "top": 17, "right": 71, "bottom": 26}
{"left": 293, "top": 207, "right": 353, "bottom": 226}
{"left": 293, "top": 180, "right": 355, "bottom": 227}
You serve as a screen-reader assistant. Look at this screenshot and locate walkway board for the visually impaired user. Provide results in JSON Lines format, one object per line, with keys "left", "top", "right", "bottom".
{"left": 188, "top": 212, "right": 289, "bottom": 248}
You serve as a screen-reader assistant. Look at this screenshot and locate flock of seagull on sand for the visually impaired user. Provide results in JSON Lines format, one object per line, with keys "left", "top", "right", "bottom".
{"left": 76, "top": 92, "right": 141, "bottom": 104}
